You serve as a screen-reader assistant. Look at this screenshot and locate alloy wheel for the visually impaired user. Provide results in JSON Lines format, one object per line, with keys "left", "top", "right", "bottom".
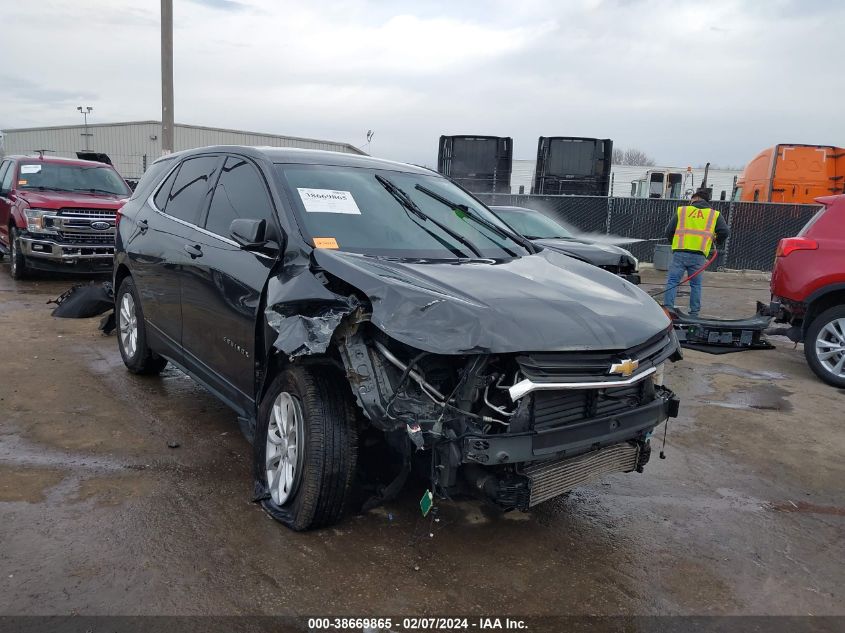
{"left": 265, "top": 392, "right": 305, "bottom": 505}
{"left": 119, "top": 293, "right": 138, "bottom": 359}
{"left": 815, "top": 317, "right": 845, "bottom": 378}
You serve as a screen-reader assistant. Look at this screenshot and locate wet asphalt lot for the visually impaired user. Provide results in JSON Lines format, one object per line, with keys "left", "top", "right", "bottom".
{"left": 0, "top": 263, "right": 843, "bottom": 618}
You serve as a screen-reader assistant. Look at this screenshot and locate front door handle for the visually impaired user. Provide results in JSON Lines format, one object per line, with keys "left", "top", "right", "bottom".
{"left": 184, "top": 244, "right": 203, "bottom": 259}
{"left": 136, "top": 219, "right": 148, "bottom": 233}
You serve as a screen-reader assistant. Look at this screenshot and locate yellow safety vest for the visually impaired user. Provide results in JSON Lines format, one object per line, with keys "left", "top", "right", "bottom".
{"left": 671, "top": 205, "right": 719, "bottom": 256}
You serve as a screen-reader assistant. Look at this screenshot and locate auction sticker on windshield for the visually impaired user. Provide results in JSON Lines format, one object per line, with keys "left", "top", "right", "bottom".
{"left": 298, "top": 188, "right": 361, "bottom": 215}
{"left": 313, "top": 237, "right": 339, "bottom": 249}
{"left": 20, "top": 165, "right": 42, "bottom": 174}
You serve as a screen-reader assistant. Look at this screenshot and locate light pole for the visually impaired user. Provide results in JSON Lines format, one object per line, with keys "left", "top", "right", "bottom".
{"left": 161, "top": 0, "right": 174, "bottom": 155}
{"left": 77, "top": 106, "right": 93, "bottom": 150}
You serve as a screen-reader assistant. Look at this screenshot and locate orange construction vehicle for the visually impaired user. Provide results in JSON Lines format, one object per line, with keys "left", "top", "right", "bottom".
{"left": 734, "top": 144, "right": 844, "bottom": 203}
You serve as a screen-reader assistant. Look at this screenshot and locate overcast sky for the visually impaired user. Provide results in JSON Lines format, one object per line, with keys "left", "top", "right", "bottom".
{"left": 2, "top": 0, "right": 842, "bottom": 167}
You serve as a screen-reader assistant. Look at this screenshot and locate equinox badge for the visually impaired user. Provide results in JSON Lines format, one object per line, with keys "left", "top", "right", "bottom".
{"left": 609, "top": 358, "right": 639, "bottom": 377}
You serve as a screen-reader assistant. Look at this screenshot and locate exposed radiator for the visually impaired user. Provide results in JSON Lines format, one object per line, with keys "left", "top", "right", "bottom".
{"left": 523, "top": 442, "right": 640, "bottom": 507}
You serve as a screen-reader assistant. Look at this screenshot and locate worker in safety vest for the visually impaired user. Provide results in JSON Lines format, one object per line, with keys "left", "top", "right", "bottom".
{"left": 662, "top": 188, "right": 729, "bottom": 317}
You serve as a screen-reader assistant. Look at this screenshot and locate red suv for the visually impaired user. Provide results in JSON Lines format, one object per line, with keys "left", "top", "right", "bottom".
{"left": 770, "top": 195, "right": 845, "bottom": 387}
{"left": 0, "top": 155, "right": 131, "bottom": 278}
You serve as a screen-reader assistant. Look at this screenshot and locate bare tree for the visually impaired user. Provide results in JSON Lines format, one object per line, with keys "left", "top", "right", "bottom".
{"left": 612, "top": 147, "right": 657, "bottom": 166}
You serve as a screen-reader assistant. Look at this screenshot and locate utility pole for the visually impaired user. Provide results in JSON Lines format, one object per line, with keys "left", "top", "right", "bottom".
{"left": 77, "top": 106, "right": 93, "bottom": 150}
{"left": 161, "top": 0, "right": 174, "bottom": 155}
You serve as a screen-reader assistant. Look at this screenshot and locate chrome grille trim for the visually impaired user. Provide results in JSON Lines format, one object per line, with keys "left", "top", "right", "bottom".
{"left": 43, "top": 208, "right": 117, "bottom": 240}
{"left": 509, "top": 366, "right": 656, "bottom": 400}
{"left": 58, "top": 208, "right": 117, "bottom": 218}
{"left": 515, "top": 329, "right": 678, "bottom": 384}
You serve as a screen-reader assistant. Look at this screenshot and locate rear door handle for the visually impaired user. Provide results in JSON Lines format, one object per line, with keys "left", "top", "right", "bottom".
{"left": 136, "top": 219, "right": 148, "bottom": 233}
{"left": 184, "top": 244, "right": 203, "bottom": 259}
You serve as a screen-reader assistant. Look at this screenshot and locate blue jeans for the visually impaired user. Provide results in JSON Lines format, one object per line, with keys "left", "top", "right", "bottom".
{"left": 664, "top": 251, "right": 707, "bottom": 316}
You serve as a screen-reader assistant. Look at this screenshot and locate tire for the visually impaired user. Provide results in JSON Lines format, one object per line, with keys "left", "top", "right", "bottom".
{"left": 804, "top": 305, "right": 845, "bottom": 388}
{"left": 116, "top": 276, "right": 168, "bottom": 375}
{"left": 8, "top": 227, "right": 29, "bottom": 280}
{"left": 255, "top": 365, "right": 358, "bottom": 531}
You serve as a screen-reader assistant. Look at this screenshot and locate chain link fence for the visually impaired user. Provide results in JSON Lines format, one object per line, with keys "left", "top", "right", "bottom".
{"left": 476, "top": 193, "right": 821, "bottom": 272}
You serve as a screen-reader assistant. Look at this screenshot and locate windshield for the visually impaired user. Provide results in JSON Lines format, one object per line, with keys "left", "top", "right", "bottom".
{"left": 17, "top": 162, "right": 130, "bottom": 196}
{"left": 276, "top": 164, "right": 530, "bottom": 259}
{"left": 493, "top": 208, "right": 573, "bottom": 239}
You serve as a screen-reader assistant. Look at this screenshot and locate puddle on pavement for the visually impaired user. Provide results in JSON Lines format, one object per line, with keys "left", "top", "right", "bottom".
{"left": 0, "top": 434, "right": 133, "bottom": 472}
{"left": 0, "top": 464, "right": 66, "bottom": 502}
{"left": 769, "top": 500, "right": 845, "bottom": 516}
{"left": 73, "top": 472, "right": 159, "bottom": 507}
{"left": 698, "top": 367, "right": 793, "bottom": 413}
{"left": 704, "top": 382, "right": 793, "bottom": 412}
{"left": 702, "top": 363, "right": 787, "bottom": 381}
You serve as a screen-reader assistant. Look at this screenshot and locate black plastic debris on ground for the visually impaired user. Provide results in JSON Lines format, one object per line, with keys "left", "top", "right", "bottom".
{"left": 668, "top": 306, "right": 775, "bottom": 355}
{"left": 49, "top": 282, "right": 116, "bottom": 333}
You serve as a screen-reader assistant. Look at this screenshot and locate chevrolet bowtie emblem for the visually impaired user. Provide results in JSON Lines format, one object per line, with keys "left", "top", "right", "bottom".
{"left": 609, "top": 358, "right": 639, "bottom": 377}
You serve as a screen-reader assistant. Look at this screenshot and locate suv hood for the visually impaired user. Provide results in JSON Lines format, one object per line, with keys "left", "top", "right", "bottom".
{"left": 17, "top": 190, "right": 127, "bottom": 209}
{"left": 312, "top": 248, "right": 667, "bottom": 354}
{"left": 534, "top": 238, "right": 634, "bottom": 267}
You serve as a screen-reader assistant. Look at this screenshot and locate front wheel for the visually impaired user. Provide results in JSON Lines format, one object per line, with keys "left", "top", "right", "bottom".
{"left": 8, "top": 227, "right": 29, "bottom": 280}
{"left": 254, "top": 365, "right": 358, "bottom": 531}
{"left": 804, "top": 305, "right": 845, "bottom": 388}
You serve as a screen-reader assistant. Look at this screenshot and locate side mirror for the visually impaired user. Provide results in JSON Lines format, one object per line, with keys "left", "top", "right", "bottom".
{"left": 230, "top": 218, "right": 267, "bottom": 250}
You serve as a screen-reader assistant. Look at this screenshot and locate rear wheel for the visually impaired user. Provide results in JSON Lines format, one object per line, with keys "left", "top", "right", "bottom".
{"left": 804, "top": 305, "right": 845, "bottom": 388}
{"left": 116, "top": 276, "right": 167, "bottom": 375}
{"left": 8, "top": 227, "right": 28, "bottom": 280}
{"left": 255, "top": 365, "right": 358, "bottom": 531}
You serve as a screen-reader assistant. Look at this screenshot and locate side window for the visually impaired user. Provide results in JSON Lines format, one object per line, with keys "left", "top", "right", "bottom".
{"left": 154, "top": 164, "right": 180, "bottom": 211}
{"left": 205, "top": 157, "right": 275, "bottom": 237}
{"left": 162, "top": 156, "right": 219, "bottom": 225}
{"left": 0, "top": 161, "right": 10, "bottom": 192}
{"left": 0, "top": 162, "right": 14, "bottom": 193}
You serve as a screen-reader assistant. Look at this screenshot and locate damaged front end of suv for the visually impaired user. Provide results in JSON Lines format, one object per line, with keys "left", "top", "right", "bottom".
{"left": 262, "top": 243, "right": 681, "bottom": 514}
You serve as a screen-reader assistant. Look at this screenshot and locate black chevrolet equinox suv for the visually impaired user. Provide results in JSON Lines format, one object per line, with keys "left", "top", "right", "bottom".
{"left": 114, "top": 146, "right": 680, "bottom": 530}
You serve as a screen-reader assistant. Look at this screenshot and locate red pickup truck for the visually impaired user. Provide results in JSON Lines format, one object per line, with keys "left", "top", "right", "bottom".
{"left": 0, "top": 155, "right": 131, "bottom": 278}
{"left": 770, "top": 195, "right": 845, "bottom": 387}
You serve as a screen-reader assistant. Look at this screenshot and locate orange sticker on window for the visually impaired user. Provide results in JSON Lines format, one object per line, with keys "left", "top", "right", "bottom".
{"left": 313, "top": 237, "right": 339, "bottom": 249}
{"left": 18, "top": 180, "right": 27, "bottom": 185}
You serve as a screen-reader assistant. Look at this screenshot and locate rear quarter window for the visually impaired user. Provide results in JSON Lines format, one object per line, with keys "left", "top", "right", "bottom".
{"left": 153, "top": 164, "right": 181, "bottom": 211}
{"left": 130, "top": 159, "right": 175, "bottom": 201}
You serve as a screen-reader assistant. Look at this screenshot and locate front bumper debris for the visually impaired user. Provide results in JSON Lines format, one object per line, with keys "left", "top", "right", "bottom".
{"left": 462, "top": 386, "right": 678, "bottom": 465}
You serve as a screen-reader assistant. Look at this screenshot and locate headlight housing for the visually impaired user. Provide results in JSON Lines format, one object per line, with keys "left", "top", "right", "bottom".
{"left": 23, "top": 208, "right": 57, "bottom": 234}
{"left": 653, "top": 362, "right": 665, "bottom": 386}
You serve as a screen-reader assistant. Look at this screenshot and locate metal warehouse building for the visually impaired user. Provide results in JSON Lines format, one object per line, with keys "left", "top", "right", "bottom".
{"left": 0, "top": 121, "right": 364, "bottom": 182}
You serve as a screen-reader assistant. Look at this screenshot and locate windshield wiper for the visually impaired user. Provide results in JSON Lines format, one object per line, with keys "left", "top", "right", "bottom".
{"left": 413, "top": 185, "right": 533, "bottom": 256}
{"left": 375, "top": 174, "right": 482, "bottom": 258}
{"left": 23, "top": 186, "right": 67, "bottom": 192}
{"left": 73, "top": 188, "right": 120, "bottom": 195}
